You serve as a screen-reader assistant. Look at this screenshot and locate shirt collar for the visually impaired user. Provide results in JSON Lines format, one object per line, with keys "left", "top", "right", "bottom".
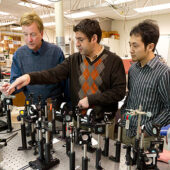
{"left": 136, "top": 55, "right": 159, "bottom": 69}
{"left": 146, "top": 55, "right": 159, "bottom": 69}
{"left": 96, "top": 46, "right": 104, "bottom": 57}
{"left": 83, "top": 45, "right": 104, "bottom": 61}
{"left": 29, "top": 39, "right": 44, "bottom": 55}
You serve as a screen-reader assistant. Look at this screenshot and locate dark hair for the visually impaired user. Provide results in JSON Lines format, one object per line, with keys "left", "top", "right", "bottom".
{"left": 73, "top": 19, "right": 102, "bottom": 43}
{"left": 130, "top": 19, "right": 159, "bottom": 51}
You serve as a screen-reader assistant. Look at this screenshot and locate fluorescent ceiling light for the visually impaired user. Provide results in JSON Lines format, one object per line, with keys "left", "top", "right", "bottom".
{"left": 134, "top": 3, "right": 170, "bottom": 13}
{"left": 0, "top": 21, "right": 16, "bottom": 26}
{"left": 11, "top": 27, "right": 22, "bottom": 31}
{"left": 0, "top": 11, "right": 9, "bottom": 15}
{"left": 31, "top": 0, "right": 53, "bottom": 5}
{"left": 18, "top": 2, "right": 38, "bottom": 8}
{"left": 105, "top": 0, "right": 134, "bottom": 5}
{"left": 44, "top": 22, "right": 55, "bottom": 27}
{"left": 65, "top": 11, "right": 95, "bottom": 19}
{"left": 40, "top": 13, "right": 55, "bottom": 19}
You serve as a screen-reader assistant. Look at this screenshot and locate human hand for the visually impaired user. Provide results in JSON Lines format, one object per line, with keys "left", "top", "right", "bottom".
{"left": 0, "top": 83, "right": 11, "bottom": 96}
{"left": 78, "top": 97, "right": 89, "bottom": 109}
{"left": 139, "top": 126, "right": 148, "bottom": 137}
{"left": 7, "top": 74, "right": 30, "bottom": 95}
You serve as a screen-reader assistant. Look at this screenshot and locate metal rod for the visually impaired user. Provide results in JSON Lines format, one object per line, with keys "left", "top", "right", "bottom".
{"left": 106, "top": 124, "right": 109, "bottom": 138}
{"left": 71, "top": 135, "right": 74, "bottom": 153}
{"left": 45, "top": 105, "right": 48, "bottom": 119}
{"left": 66, "top": 123, "right": 69, "bottom": 137}
{"left": 84, "top": 144, "right": 87, "bottom": 158}
{"left": 46, "top": 131, "right": 49, "bottom": 144}
{"left": 98, "top": 134, "right": 100, "bottom": 149}
{"left": 118, "top": 125, "right": 121, "bottom": 141}
{"left": 77, "top": 114, "right": 80, "bottom": 128}
{"left": 140, "top": 130, "right": 144, "bottom": 149}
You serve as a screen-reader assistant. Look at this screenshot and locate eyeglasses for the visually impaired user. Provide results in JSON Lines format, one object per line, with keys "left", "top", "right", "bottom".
{"left": 23, "top": 32, "right": 38, "bottom": 38}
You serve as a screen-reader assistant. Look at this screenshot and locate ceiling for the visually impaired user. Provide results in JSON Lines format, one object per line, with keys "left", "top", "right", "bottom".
{"left": 1, "top": 0, "right": 170, "bottom": 29}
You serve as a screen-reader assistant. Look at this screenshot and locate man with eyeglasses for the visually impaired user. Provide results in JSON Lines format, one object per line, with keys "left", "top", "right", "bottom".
{"left": 3, "top": 19, "right": 126, "bottom": 139}
{"left": 3, "top": 12, "right": 69, "bottom": 105}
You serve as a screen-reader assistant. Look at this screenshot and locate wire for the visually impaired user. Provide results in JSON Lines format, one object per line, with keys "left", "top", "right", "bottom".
{"left": 11, "top": 128, "right": 21, "bottom": 133}
{"left": 0, "top": 132, "right": 18, "bottom": 147}
{"left": 72, "top": 0, "right": 81, "bottom": 11}
{"left": 18, "top": 164, "right": 30, "bottom": 170}
{"left": 106, "top": 0, "right": 151, "bottom": 18}
{"left": 6, "top": 132, "right": 18, "bottom": 142}
{"left": 0, "top": 128, "right": 21, "bottom": 134}
{"left": 108, "top": 3, "right": 139, "bottom": 18}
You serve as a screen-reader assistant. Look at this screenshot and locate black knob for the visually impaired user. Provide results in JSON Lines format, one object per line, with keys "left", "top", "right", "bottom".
{"left": 17, "top": 115, "right": 21, "bottom": 121}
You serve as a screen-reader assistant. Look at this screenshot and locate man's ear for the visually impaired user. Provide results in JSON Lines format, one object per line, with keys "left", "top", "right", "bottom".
{"left": 147, "top": 43, "right": 155, "bottom": 51}
{"left": 41, "top": 31, "right": 43, "bottom": 38}
{"left": 91, "top": 34, "right": 98, "bottom": 43}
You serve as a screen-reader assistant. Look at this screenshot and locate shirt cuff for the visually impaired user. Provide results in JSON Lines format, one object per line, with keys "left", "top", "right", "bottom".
{"left": 87, "top": 94, "right": 96, "bottom": 106}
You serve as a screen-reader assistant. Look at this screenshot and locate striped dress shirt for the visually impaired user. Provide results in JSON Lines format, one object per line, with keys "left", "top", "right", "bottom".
{"left": 121, "top": 55, "right": 170, "bottom": 137}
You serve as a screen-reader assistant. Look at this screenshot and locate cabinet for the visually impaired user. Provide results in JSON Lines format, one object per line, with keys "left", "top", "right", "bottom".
{"left": 0, "top": 33, "right": 21, "bottom": 65}
{"left": 0, "top": 33, "right": 24, "bottom": 106}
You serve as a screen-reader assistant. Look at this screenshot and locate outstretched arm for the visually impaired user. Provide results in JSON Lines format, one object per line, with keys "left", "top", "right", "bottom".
{"left": 7, "top": 74, "right": 30, "bottom": 95}
{"left": 10, "top": 52, "right": 25, "bottom": 94}
{"left": 7, "top": 58, "right": 70, "bottom": 95}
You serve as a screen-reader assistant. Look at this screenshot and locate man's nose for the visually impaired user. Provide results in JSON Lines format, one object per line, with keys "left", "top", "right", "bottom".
{"left": 76, "top": 41, "right": 80, "bottom": 47}
{"left": 130, "top": 46, "right": 134, "bottom": 53}
{"left": 27, "top": 35, "right": 33, "bottom": 42}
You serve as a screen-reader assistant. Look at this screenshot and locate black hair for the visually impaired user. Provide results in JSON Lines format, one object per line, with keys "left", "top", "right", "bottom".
{"left": 130, "top": 19, "right": 159, "bottom": 51}
{"left": 73, "top": 19, "right": 102, "bottom": 43}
